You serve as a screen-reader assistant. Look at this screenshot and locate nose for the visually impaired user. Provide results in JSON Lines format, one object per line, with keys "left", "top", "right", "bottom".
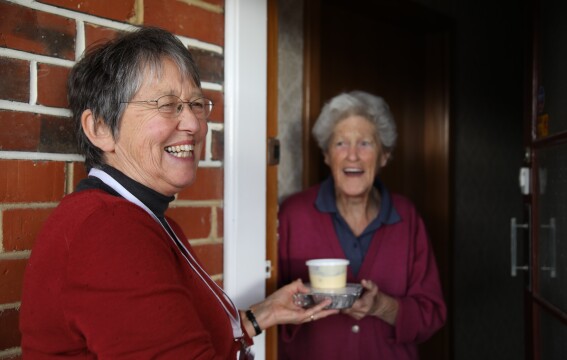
{"left": 177, "top": 105, "right": 205, "bottom": 134}
{"left": 347, "top": 145, "right": 359, "bottom": 160}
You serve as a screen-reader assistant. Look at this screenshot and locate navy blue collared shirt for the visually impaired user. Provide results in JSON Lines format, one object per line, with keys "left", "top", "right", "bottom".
{"left": 315, "top": 176, "right": 401, "bottom": 277}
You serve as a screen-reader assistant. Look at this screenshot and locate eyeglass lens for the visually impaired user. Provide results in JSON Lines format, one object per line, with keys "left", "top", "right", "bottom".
{"left": 156, "top": 95, "right": 212, "bottom": 118}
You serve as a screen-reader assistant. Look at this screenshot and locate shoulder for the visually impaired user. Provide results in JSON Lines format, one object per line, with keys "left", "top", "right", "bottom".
{"left": 388, "top": 192, "right": 426, "bottom": 225}
{"left": 50, "top": 190, "right": 148, "bottom": 228}
{"left": 62, "top": 192, "right": 175, "bottom": 269}
{"left": 390, "top": 193, "right": 417, "bottom": 211}
{"left": 62, "top": 189, "right": 137, "bottom": 211}
{"left": 52, "top": 190, "right": 160, "bottom": 244}
{"left": 279, "top": 184, "right": 321, "bottom": 214}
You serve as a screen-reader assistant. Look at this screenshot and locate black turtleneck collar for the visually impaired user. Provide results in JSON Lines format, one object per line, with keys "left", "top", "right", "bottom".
{"left": 75, "top": 164, "right": 175, "bottom": 218}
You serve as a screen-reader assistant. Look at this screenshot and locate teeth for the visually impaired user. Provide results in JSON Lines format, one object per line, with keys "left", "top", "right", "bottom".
{"left": 165, "top": 144, "right": 194, "bottom": 158}
{"left": 344, "top": 168, "right": 363, "bottom": 173}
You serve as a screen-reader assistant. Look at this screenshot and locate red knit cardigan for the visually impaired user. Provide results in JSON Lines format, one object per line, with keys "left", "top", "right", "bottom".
{"left": 20, "top": 189, "right": 251, "bottom": 359}
{"left": 278, "top": 184, "right": 446, "bottom": 360}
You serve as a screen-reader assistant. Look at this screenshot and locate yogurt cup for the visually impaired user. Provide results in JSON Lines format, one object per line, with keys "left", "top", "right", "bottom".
{"left": 306, "top": 258, "right": 349, "bottom": 289}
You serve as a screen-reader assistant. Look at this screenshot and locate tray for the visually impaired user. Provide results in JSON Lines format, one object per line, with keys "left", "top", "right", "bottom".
{"left": 293, "top": 283, "right": 363, "bottom": 309}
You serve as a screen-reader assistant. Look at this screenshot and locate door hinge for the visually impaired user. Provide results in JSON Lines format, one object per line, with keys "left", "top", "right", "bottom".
{"left": 267, "top": 138, "right": 280, "bottom": 166}
{"left": 265, "top": 260, "right": 272, "bottom": 279}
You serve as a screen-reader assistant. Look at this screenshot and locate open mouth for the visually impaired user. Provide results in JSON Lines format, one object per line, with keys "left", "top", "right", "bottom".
{"left": 343, "top": 167, "right": 363, "bottom": 175}
{"left": 165, "top": 144, "right": 194, "bottom": 158}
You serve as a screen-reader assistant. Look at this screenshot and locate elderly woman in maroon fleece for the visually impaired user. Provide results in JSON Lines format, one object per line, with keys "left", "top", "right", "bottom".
{"left": 19, "top": 27, "right": 337, "bottom": 360}
{"left": 278, "top": 90, "right": 446, "bottom": 360}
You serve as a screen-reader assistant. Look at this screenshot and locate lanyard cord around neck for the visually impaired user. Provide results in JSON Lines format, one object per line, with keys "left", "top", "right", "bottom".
{"left": 88, "top": 168, "right": 243, "bottom": 340}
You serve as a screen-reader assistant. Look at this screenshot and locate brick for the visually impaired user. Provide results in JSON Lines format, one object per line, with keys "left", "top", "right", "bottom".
{"left": 0, "top": 160, "right": 65, "bottom": 203}
{"left": 0, "top": 111, "right": 41, "bottom": 152}
{"left": 177, "top": 167, "right": 223, "bottom": 201}
{"left": 3, "top": 208, "right": 54, "bottom": 251}
{"left": 37, "top": 64, "right": 70, "bottom": 108}
{"left": 39, "top": 0, "right": 136, "bottom": 23}
{"left": 0, "top": 58, "right": 30, "bottom": 103}
{"left": 166, "top": 206, "right": 211, "bottom": 240}
{"left": 216, "top": 206, "right": 223, "bottom": 238}
{"left": 39, "top": 115, "right": 77, "bottom": 153}
{"left": 211, "top": 129, "right": 224, "bottom": 161}
{"left": 0, "top": 1, "right": 76, "bottom": 60}
{"left": 72, "top": 161, "right": 88, "bottom": 190}
{"left": 203, "top": 91, "right": 224, "bottom": 124}
{"left": 144, "top": 0, "right": 224, "bottom": 46}
{"left": 191, "top": 243, "right": 223, "bottom": 275}
{"left": 0, "top": 307, "right": 21, "bottom": 350}
{"left": 191, "top": 48, "right": 224, "bottom": 84}
{"left": 0, "top": 259, "right": 27, "bottom": 303}
{"left": 84, "top": 23, "right": 124, "bottom": 50}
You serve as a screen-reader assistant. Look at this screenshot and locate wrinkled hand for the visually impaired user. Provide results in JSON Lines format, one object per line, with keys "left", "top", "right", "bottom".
{"left": 342, "top": 279, "right": 379, "bottom": 320}
{"left": 342, "top": 279, "right": 398, "bottom": 325}
{"left": 250, "top": 279, "right": 339, "bottom": 330}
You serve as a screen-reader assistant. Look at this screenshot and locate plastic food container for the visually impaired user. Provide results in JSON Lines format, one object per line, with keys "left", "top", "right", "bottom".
{"left": 306, "top": 258, "right": 349, "bottom": 289}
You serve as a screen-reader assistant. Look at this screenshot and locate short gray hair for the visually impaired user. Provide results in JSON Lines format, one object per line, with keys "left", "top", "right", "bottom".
{"left": 312, "top": 91, "right": 397, "bottom": 154}
{"left": 68, "top": 26, "right": 201, "bottom": 171}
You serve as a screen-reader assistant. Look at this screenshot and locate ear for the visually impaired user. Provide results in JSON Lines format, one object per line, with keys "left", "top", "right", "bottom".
{"left": 379, "top": 152, "right": 391, "bottom": 168}
{"left": 81, "top": 109, "right": 115, "bottom": 152}
{"left": 323, "top": 151, "right": 330, "bottom": 166}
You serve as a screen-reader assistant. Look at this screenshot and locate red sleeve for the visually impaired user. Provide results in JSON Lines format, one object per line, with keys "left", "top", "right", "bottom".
{"left": 63, "top": 202, "right": 234, "bottom": 359}
{"left": 168, "top": 218, "right": 255, "bottom": 349}
{"left": 392, "top": 208, "right": 447, "bottom": 344}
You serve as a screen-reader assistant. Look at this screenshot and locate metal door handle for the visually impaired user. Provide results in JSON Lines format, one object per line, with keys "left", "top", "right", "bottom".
{"left": 541, "top": 217, "right": 557, "bottom": 278}
{"left": 511, "top": 217, "right": 529, "bottom": 276}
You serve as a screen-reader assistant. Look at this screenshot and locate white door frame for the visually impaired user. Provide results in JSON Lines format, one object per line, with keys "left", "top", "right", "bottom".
{"left": 224, "top": 0, "right": 267, "bottom": 357}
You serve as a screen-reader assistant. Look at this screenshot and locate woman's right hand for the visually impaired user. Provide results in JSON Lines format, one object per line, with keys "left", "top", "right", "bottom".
{"left": 245, "top": 279, "right": 339, "bottom": 334}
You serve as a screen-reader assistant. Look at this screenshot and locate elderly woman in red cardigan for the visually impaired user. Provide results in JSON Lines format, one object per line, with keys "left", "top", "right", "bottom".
{"left": 278, "top": 90, "right": 447, "bottom": 360}
{"left": 19, "top": 27, "right": 337, "bottom": 360}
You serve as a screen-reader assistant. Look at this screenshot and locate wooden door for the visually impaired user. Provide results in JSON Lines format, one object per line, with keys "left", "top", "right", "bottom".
{"left": 524, "top": 0, "right": 567, "bottom": 358}
{"left": 266, "top": 0, "right": 279, "bottom": 359}
{"left": 303, "top": 1, "right": 451, "bottom": 359}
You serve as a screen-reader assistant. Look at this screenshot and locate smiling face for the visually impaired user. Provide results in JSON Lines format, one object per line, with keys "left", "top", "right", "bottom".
{"left": 105, "top": 58, "right": 208, "bottom": 196}
{"left": 324, "top": 115, "right": 389, "bottom": 200}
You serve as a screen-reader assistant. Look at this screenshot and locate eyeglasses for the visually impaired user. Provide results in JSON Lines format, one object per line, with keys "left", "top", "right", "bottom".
{"left": 123, "top": 95, "right": 214, "bottom": 119}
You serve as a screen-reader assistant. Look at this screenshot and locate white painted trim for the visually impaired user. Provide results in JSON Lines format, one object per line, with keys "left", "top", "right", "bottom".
{"left": 224, "top": 0, "right": 268, "bottom": 358}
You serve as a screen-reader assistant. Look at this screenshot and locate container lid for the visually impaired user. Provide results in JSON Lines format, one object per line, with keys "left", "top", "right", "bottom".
{"left": 306, "top": 258, "right": 349, "bottom": 266}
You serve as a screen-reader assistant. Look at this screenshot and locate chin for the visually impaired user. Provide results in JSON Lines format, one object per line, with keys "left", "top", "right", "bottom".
{"left": 159, "top": 176, "right": 195, "bottom": 196}
{"left": 181, "top": 174, "right": 198, "bottom": 188}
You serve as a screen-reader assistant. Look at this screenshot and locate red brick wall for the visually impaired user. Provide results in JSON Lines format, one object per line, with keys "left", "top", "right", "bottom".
{"left": 0, "top": 0, "right": 225, "bottom": 357}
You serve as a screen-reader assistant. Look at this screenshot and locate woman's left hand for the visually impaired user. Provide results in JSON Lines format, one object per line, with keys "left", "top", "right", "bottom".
{"left": 342, "top": 279, "right": 399, "bottom": 325}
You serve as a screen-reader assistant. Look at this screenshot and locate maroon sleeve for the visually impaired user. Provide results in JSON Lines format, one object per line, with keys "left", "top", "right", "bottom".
{"left": 63, "top": 202, "right": 235, "bottom": 359}
{"left": 168, "top": 218, "right": 255, "bottom": 349}
{"left": 391, "top": 202, "right": 447, "bottom": 344}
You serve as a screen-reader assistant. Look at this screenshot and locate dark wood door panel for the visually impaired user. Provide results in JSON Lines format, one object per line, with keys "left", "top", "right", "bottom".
{"left": 303, "top": 1, "right": 452, "bottom": 359}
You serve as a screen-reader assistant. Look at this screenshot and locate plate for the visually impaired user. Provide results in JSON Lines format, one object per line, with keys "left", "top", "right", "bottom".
{"left": 293, "top": 283, "right": 363, "bottom": 309}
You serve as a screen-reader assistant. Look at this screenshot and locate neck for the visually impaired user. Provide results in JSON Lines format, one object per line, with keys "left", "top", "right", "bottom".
{"left": 336, "top": 187, "right": 380, "bottom": 236}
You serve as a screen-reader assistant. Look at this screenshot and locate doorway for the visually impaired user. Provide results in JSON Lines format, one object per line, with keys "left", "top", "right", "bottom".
{"left": 303, "top": 1, "right": 451, "bottom": 359}
{"left": 523, "top": 0, "right": 567, "bottom": 358}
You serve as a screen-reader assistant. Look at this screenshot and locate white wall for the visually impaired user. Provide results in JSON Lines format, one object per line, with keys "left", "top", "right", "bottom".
{"left": 224, "top": 0, "right": 268, "bottom": 358}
